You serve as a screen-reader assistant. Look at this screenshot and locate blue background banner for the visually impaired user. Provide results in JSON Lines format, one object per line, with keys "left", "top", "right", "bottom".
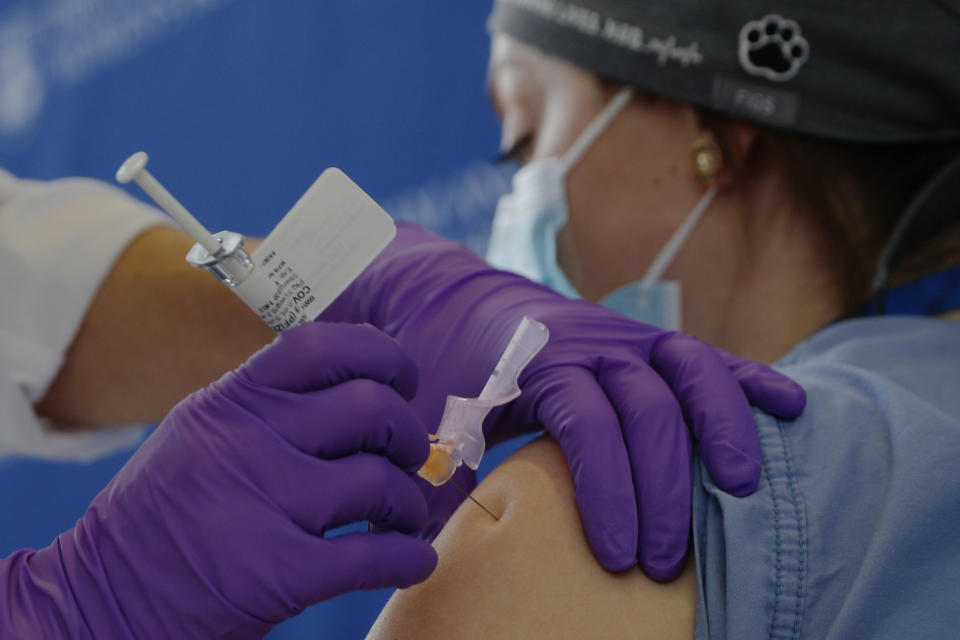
{"left": 0, "top": 1, "right": 514, "bottom": 637}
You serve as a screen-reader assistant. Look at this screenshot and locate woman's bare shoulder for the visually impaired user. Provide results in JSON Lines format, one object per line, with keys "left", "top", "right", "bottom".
{"left": 366, "top": 436, "right": 695, "bottom": 639}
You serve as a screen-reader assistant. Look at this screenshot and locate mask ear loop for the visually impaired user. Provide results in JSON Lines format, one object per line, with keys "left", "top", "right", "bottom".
{"left": 558, "top": 87, "right": 635, "bottom": 177}
{"left": 637, "top": 184, "right": 718, "bottom": 292}
{"left": 636, "top": 135, "right": 724, "bottom": 293}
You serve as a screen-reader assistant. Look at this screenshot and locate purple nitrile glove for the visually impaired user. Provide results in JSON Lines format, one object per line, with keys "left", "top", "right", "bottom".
{"left": 0, "top": 322, "right": 436, "bottom": 639}
{"left": 322, "top": 222, "right": 806, "bottom": 581}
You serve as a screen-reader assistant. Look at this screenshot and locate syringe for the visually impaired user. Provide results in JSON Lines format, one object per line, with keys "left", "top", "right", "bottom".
{"left": 115, "top": 151, "right": 396, "bottom": 333}
{"left": 417, "top": 316, "right": 549, "bottom": 487}
{"left": 116, "top": 151, "right": 278, "bottom": 325}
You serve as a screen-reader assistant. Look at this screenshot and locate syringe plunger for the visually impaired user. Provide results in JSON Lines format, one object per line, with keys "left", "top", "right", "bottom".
{"left": 116, "top": 151, "right": 221, "bottom": 256}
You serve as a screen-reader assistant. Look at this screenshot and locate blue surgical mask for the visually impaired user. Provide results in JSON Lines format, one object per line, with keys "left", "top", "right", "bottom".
{"left": 486, "top": 87, "right": 717, "bottom": 331}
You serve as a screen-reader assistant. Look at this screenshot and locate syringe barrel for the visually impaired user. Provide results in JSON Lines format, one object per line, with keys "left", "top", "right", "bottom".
{"left": 185, "top": 231, "right": 251, "bottom": 284}
{"left": 185, "top": 231, "right": 280, "bottom": 331}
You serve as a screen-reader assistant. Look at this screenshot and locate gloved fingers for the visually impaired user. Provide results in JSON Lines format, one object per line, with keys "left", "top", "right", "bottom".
{"left": 307, "top": 531, "right": 437, "bottom": 601}
{"left": 649, "top": 334, "right": 763, "bottom": 497}
{"left": 599, "top": 360, "right": 692, "bottom": 582}
{"left": 286, "top": 453, "right": 429, "bottom": 535}
{"left": 237, "top": 322, "right": 419, "bottom": 399}
{"left": 230, "top": 377, "right": 430, "bottom": 472}
{"left": 416, "top": 466, "right": 477, "bottom": 541}
{"left": 527, "top": 366, "right": 638, "bottom": 572}
{"left": 717, "top": 348, "right": 807, "bottom": 419}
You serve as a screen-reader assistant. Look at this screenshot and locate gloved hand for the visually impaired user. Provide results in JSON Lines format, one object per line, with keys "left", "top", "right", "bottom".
{"left": 322, "top": 222, "right": 805, "bottom": 581}
{"left": 0, "top": 322, "right": 436, "bottom": 639}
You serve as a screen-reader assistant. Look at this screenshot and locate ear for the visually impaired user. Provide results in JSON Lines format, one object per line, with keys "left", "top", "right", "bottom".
{"left": 691, "top": 113, "right": 758, "bottom": 186}
{"left": 723, "top": 122, "right": 758, "bottom": 168}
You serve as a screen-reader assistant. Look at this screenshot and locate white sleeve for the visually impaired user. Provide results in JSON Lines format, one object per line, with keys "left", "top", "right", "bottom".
{"left": 0, "top": 169, "right": 172, "bottom": 460}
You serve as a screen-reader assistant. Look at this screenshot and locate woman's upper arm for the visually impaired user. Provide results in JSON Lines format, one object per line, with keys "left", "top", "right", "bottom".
{"left": 367, "top": 436, "right": 695, "bottom": 639}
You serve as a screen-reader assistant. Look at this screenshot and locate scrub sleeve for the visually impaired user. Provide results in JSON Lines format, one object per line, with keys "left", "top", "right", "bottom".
{"left": 692, "top": 317, "right": 960, "bottom": 639}
{"left": 0, "top": 169, "right": 171, "bottom": 460}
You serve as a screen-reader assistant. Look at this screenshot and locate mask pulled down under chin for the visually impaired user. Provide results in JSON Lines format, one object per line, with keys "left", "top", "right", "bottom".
{"left": 486, "top": 158, "right": 684, "bottom": 331}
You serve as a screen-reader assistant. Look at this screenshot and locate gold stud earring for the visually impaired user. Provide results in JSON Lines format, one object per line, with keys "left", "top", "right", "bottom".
{"left": 690, "top": 136, "right": 724, "bottom": 187}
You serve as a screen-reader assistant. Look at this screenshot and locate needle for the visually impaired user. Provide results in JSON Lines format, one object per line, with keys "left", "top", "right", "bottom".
{"left": 450, "top": 478, "right": 499, "bottom": 521}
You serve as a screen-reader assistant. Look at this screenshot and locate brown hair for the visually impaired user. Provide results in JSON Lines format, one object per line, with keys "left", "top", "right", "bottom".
{"left": 702, "top": 112, "right": 960, "bottom": 316}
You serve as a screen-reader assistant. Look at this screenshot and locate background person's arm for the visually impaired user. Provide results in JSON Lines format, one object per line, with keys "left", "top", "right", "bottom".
{"left": 36, "top": 225, "right": 274, "bottom": 427}
{"left": 366, "top": 435, "right": 696, "bottom": 640}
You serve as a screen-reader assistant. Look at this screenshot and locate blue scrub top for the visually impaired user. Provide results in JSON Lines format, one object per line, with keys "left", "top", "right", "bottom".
{"left": 694, "top": 315, "right": 960, "bottom": 639}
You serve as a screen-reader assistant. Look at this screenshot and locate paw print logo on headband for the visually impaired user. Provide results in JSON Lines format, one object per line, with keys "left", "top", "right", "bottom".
{"left": 739, "top": 15, "right": 809, "bottom": 82}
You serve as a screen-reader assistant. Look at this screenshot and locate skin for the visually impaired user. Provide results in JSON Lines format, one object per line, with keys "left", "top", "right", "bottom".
{"left": 35, "top": 225, "right": 275, "bottom": 427}
{"left": 367, "top": 436, "right": 696, "bottom": 640}
{"left": 367, "top": 34, "right": 851, "bottom": 638}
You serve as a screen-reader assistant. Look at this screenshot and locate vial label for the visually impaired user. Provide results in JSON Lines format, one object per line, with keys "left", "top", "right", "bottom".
{"left": 245, "top": 168, "right": 396, "bottom": 331}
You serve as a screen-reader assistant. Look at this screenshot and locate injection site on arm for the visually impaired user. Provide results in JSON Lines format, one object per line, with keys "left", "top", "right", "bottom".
{"left": 370, "top": 435, "right": 697, "bottom": 640}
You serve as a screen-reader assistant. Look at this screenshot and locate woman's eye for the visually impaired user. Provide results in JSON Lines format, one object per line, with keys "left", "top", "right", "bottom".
{"left": 494, "top": 134, "right": 533, "bottom": 165}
